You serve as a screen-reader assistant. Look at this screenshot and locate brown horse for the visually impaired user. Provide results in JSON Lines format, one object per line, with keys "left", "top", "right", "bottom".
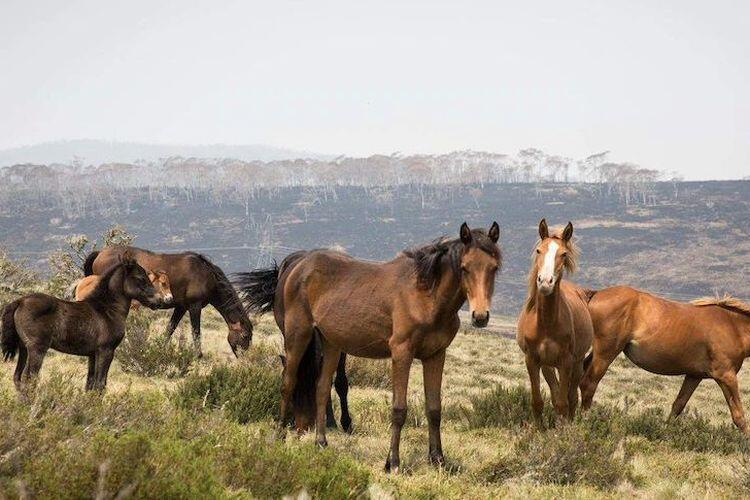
{"left": 75, "top": 269, "right": 173, "bottom": 307}
{"left": 580, "top": 288, "right": 750, "bottom": 432}
{"left": 1, "top": 254, "right": 162, "bottom": 391}
{"left": 239, "top": 222, "right": 501, "bottom": 472}
{"left": 517, "top": 219, "right": 593, "bottom": 422}
{"left": 84, "top": 246, "right": 252, "bottom": 357}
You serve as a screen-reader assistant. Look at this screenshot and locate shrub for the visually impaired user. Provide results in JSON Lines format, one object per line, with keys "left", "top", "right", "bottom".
{"left": 484, "top": 419, "right": 631, "bottom": 488}
{"left": 624, "top": 407, "right": 750, "bottom": 455}
{"left": 174, "top": 360, "right": 281, "bottom": 423}
{"left": 216, "top": 430, "right": 371, "bottom": 498}
{"left": 345, "top": 356, "right": 392, "bottom": 389}
{"left": 467, "top": 384, "right": 555, "bottom": 429}
{"left": 116, "top": 311, "right": 196, "bottom": 378}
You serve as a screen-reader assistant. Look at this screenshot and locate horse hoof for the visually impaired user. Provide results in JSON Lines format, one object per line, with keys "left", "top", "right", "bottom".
{"left": 384, "top": 458, "right": 399, "bottom": 474}
{"left": 316, "top": 438, "right": 328, "bottom": 448}
{"left": 341, "top": 418, "right": 353, "bottom": 434}
{"left": 429, "top": 453, "right": 446, "bottom": 467}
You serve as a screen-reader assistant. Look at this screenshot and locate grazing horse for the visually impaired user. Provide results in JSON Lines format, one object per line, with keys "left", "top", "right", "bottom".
{"left": 517, "top": 219, "right": 593, "bottom": 422}
{"left": 75, "top": 269, "right": 174, "bottom": 308}
{"left": 580, "top": 288, "right": 750, "bottom": 432}
{"left": 1, "top": 254, "right": 162, "bottom": 391}
{"left": 83, "top": 246, "right": 252, "bottom": 357}
{"left": 239, "top": 222, "right": 501, "bottom": 472}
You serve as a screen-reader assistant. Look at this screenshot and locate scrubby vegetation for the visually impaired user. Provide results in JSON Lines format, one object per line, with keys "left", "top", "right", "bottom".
{"left": 2, "top": 231, "right": 750, "bottom": 497}
{"left": 116, "top": 311, "right": 197, "bottom": 378}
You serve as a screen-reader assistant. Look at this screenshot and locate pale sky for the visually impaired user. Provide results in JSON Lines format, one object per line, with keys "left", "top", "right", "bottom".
{"left": 1, "top": 1, "right": 748, "bottom": 179}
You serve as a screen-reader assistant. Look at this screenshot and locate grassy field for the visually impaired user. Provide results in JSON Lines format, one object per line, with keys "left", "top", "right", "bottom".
{"left": 2, "top": 307, "right": 750, "bottom": 499}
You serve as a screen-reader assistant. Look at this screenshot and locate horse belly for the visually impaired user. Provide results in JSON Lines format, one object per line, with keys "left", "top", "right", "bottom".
{"left": 623, "top": 340, "right": 701, "bottom": 376}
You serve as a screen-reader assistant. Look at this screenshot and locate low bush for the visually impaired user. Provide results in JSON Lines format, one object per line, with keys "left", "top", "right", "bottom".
{"left": 116, "top": 311, "right": 197, "bottom": 378}
{"left": 345, "top": 356, "right": 392, "bottom": 390}
{"left": 174, "top": 360, "right": 281, "bottom": 424}
{"left": 484, "top": 414, "right": 632, "bottom": 488}
{"left": 467, "top": 384, "right": 555, "bottom": 429}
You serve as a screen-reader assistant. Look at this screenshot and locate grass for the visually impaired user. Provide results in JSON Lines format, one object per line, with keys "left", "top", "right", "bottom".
{"left": 2, "top": 311, "right": 750, "bottom": 498}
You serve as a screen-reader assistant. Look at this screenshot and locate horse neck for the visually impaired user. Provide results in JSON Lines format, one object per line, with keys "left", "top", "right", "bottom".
{"left": 431, "top": 263, "right": 466, "bottom": 318}
{"left": 94, "top": 267, "right": 132, "bottom": 321}
{"left": 535, "top": 281, "right": 563, "bottom": 331}
{"left": 212, "top": 285, "right": 249, "bottom": 327}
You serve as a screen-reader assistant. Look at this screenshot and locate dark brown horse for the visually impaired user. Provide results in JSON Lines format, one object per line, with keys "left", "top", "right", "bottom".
{"left": 84, "top": 246, "right": 252, "bottom": 357}
{"left": 1, "top": 253, "right": 162, "bottom": 391}
{"left": 581, "top": 288, "right": 750, "bottom": 432}
{"left": 239, "top": 223, "right": 501, "bottom": 472}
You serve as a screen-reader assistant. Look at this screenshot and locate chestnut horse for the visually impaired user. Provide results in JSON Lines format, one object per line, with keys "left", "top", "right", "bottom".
{"left": 517, "top": 219, "right": 593, "bottom": 422}
{"left": 239, "top": 223, "right": 501, "bottom": 472}
{"left": 1, "top": 254, "right": 162, "bottom": 391}
{"left": 75, "top": 269, "right": 174, "bottom": 308}
{"left": 84, "top": 246, "right": 252, "bottom": 356}
{"left": 580, "top": 288, "right": 750, "bottom": 432}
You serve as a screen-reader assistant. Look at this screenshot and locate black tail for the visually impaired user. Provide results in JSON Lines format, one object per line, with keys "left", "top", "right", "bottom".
{"left": 83, "top": 250, "right": 100, "bottom": 276}
{"left": 583, "top": 351, "right": 594, "bottom": 373}
{"left": 1, "top": 300, "right": 21, "bottom": 361}
{"left": 235, "top": 262, "right": 280, "bottom": 315}
{"left": 292, "top": 328, "right": 323, "bottom": 428}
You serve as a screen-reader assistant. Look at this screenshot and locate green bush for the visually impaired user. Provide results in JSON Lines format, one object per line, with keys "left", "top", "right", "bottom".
{"left": 623, "top": 407, "right": 750, "bottom": 455}
{"left": 484, "top": 417, "right": 632, "bottom": 488}
{"left": 467, "top": 384, "right": 555, "bottom": 429}
{"left": 116, "top": 312, "right": 197, "bottom": 378}
{"left": 174, "top": 360, "right": 281, "bottom": 424}
{"left": 346, "top": 356, "right": 392, "bottom": 389}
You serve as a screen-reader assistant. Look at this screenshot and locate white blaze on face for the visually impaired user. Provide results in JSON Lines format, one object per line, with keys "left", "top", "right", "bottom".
{"left": 539, "top": 241, "right": 559, "bottom": 284}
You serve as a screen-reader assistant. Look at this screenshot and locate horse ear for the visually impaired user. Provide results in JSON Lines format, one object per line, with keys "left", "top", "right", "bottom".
{"left": 488, "top": 221, "right": 500, "bottom": 243}
{"left": 562, "top": 221, "right": 574, "bottom": 242}
{"left": 538, "top": 219, "right": 549, "bottom": 240}
{"left": 460, "top": 222, "right": 472, "bottom": 244}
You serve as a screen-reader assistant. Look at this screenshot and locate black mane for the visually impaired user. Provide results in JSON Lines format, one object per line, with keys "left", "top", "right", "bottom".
{"left": 84, "top": 262, "right": 125, "bottom": 306}
{"left": 403, "top": 229, "right": 501, "bottom": 290}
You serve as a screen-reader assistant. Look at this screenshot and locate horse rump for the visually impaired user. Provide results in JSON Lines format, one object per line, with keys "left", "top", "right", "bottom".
{"left": 83, "top": 250, "right": 100, "bottom": 276}
{"left": 1, "top": 300, "right": 21, "bottom": 361}
{"left": 236, "top": 262, "right": 280, "bottom": 315}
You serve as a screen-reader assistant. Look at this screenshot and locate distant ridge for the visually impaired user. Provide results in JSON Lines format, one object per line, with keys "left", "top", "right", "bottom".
{"left": 0, "top": 139, "right": 331, "bottom": 166}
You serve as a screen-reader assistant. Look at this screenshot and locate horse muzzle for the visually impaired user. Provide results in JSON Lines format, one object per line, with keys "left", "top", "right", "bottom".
{"left": 471, "top": 310, "right": 490, "bottom": 328}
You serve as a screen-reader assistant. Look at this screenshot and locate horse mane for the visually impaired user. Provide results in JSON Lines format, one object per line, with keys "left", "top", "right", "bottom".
{"left": 691, "top": 295, "right": 750, "bottom": 318}
{"left": 403, "top": 229, "right": 501, "bottom": 290}
{"left": 190, "top": 253, "right": 251, "bottom": 326}
{"left": 525, "top": 230, "right": 581, "bottom": 312}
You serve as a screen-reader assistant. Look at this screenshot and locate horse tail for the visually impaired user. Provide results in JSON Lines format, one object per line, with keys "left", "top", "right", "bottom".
{"left": 82, "top": 250, "right": 99, "bottom": 276}
{"left": 293, "top": 327, "right": 322, "bottom": 428}
{"left": 1, "top": 300, "right": 21, "bottom": 361}
{"left": 236, "top": 251, "right": 309, "bottom": 316}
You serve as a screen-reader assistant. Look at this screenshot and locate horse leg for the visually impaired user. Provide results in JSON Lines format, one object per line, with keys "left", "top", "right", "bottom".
{"left": 423, "top": 348, "right": 446, "bottom": 467}
{"left": 279, "top": 323, "right": 314, "bottom": 438}
{"left": 580, "top": 342, "right": 621, "bottom": 411}
{"left": 21, "top": 346, "right": 47, "bottom": 392}
{"left": 669, "top": 375, "right": 701, "bottom": 418}
{"left": 567, "top": 360, "right": 584, "bottom": 419}
{"left": 385, "top": 345, "right": 414, "bottom": 474}
{"left": 525, "top": 353, "right": 545, "bottom": 426}
{"left": 714, "top": 372, "right": 748, "bottom": 433}
{"left": 188, "top": 305, "right": 203, "bottom": 358}
{"left": 85, "top": 355, "right": 96, "bottom": 391}
{"left": 334, "top": 353, "right": 353, "bottom": 433}
{"left": 542, "top": 366, "right": 560, "bottom": 410}
{"left": 13, "top": 344, "right": 27, "bottom": 391}
{"left": 315, "top": 343, "right": 341, "bottom": 447}
{"left": 93, "top": 348, "right": 115, "bottom": 391}
{"left": 555, "top": 356, "right": 573, "bottom": 420}
{"left": 165, "top": 306, "right": 187, "bottom": 338}
{"left": 325, "top": 395, "right": 337, "bottom": 429}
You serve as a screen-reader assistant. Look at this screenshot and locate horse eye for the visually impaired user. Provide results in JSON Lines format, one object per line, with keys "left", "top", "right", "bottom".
{"left": 535, "top": 249, "right": 541, "bottom": 254}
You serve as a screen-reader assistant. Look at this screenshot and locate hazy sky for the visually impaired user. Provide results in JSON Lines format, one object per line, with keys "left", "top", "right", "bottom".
{"left": 1, "top": 1, "right": 748, "bottom": 179}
